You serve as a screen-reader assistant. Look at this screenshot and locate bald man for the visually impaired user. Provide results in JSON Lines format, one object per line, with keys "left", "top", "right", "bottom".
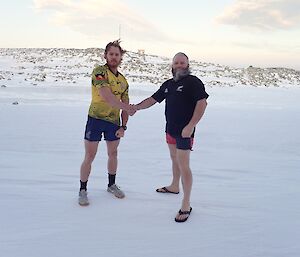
{"left": 134, "top": 52, "right": 209, "bottom": 222}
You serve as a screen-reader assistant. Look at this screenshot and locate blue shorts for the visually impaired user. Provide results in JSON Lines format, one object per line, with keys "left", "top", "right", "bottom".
{"left": 84, "top": 116, "right": 120, "bottom": 142}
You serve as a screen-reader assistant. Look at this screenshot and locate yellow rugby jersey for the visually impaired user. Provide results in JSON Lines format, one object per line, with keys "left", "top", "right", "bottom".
{"left": 88, "top": 64, "right": 129, "bottom": 125}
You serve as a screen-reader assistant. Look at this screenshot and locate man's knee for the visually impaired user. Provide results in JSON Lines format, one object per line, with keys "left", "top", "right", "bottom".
{"left": 177, "top": 151, "right": 190, "bottom": 168}
{"left": 84, "top": 152, "right": 97, "bottom": 163}
{"left": 178, "top": 162, "right": 190, "bottom": 172}
{"left": 170, "top": 153, "right": 177, "bottom": 162}
{"left": 108, "top": 149, "right": 118, "bottom": 159}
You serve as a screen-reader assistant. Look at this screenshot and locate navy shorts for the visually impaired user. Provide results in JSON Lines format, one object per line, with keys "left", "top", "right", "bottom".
{"left": 166, "top": 133, "right": 194, "bottom": 150}
{"left": 84, "top": 116, "right": 120, "bottom": 142}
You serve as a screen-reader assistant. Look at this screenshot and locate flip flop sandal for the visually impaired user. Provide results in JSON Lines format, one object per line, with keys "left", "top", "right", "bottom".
{"left": 175, "top": 207, "right": 192, "bottom": 223}
{"left": 156, "top": 186, "right": 179, "bottom": 194}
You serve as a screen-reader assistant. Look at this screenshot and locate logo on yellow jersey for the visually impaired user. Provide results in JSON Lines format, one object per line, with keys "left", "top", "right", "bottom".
{"left": 95, "top": 73, "right": 106, "bottom": 81}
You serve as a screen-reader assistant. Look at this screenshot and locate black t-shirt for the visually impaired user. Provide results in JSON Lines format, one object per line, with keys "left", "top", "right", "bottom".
{"left": 152, "top": 75, "right": 209, "bottom": 137}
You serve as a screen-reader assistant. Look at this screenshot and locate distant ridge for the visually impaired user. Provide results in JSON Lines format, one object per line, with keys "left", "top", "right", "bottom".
{"left": 0, "top": 48, "right": 299, "bottom": 88}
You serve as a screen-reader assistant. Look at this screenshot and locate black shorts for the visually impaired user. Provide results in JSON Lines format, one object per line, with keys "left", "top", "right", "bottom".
{"left": 166, "top": 133, "right": 194, "bottom": 150}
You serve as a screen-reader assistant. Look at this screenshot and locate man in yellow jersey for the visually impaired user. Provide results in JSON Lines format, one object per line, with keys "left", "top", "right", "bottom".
{"left": 78, "top": 40, "right": 135, "bottom": 206}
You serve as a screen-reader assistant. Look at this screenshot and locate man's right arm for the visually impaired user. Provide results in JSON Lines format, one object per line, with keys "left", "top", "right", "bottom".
{"left": 135, "top": 82, "right": 167, "bottom": 111}
{"left": 99, "top": 87, "right": 135, "bottom": 115}
{"left": 135, "top": 97, "right": 157, "bottom": 110}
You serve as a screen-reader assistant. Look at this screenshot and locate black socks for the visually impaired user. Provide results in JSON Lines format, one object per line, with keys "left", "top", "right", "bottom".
{"left": 108, "top": 173, "right": 116, "bottom": 187}
{"left": 80, "top": 180, "right": 87, "bottom": 191}
{"left": 80, "top": 173, "right": 115, "bottom": 191}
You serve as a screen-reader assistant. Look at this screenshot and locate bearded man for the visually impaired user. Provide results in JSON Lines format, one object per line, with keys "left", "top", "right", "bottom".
{"left": 134, "top": 52, "right": 209, "bottom": 222}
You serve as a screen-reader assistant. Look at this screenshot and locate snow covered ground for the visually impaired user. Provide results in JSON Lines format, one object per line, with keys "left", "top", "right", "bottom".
{"left": 1, "top": 83, "right": 300, "bottom": 257}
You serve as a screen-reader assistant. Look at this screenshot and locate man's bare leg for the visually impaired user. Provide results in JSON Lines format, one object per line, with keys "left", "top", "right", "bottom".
{"left": 156, "top": 143, "right": 181, "bottom": 193}
{"left": 80, "top": 140, "right": 99, "bottom": 182}
{"left": 176, "top": 149, "right": 192, "bottom": 221}
{"left": 168, "top": 144, "right": 181, "bottom": 192}
{"left": 78, "top": 140, "right": 99, "bottom": 205}
{"left": 106, "top": 139, "right": 125, "bottom": 198}
{"left": 106, "top": 140, "right": 120, "bottom": 175}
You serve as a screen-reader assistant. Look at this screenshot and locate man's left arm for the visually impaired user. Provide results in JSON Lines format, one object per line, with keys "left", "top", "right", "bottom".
{"left": 182, "top": 99, "right": 207, "bottom": 138}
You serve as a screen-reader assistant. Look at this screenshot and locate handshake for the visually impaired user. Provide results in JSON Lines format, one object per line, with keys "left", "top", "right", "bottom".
{"left": 124, "top": 104, "right": 139, "bottom": 116}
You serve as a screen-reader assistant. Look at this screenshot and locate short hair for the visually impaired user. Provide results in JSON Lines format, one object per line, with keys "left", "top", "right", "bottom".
{"left": 104, "top": 39, "right": 126, "bottom": 55}
{"left": 173, "top": 52, "right": 189, "bottom": 62}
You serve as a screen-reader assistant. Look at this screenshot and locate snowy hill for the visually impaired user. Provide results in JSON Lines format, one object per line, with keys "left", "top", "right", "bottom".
{"left": 0, "top": 48, "right": 299, "bottom": 88}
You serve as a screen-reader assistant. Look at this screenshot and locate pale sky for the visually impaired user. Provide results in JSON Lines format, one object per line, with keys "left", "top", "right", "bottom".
{"left": 1, "top": 0, "right": 300, "bottom": 69}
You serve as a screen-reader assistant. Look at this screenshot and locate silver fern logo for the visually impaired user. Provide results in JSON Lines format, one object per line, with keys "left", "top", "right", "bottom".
{"left": 176, "top": 85, "right": 183, "bottom": 92}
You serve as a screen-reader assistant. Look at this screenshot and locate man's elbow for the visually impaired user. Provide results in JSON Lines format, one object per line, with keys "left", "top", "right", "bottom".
{"left": 100, "top": 91, "right": 113, "bottom": 104}
{"left": 105, "top": 96, "right": 118, "bottom": 108}
{"left": 101, "top": 94, "right": 110, "bottom": 103}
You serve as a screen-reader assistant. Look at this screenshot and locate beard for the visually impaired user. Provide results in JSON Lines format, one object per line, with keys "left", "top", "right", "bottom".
{"left": 107, "top": 59, "right": 121, "bottom": 69}
{"left": 172, "top": 67, "right": 191, "bottom": 82}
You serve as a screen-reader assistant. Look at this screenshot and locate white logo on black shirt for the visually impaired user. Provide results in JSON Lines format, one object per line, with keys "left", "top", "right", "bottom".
{"left": 164, "top": 88, "right": 168, "bottom": 93}
{"left": 176, "top": 86, "right": 183, "bottom": 92}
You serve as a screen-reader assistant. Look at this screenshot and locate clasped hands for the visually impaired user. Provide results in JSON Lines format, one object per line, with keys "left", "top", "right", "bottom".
{"left": 125, "top": 104, "right": 138, "bottom": 116}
